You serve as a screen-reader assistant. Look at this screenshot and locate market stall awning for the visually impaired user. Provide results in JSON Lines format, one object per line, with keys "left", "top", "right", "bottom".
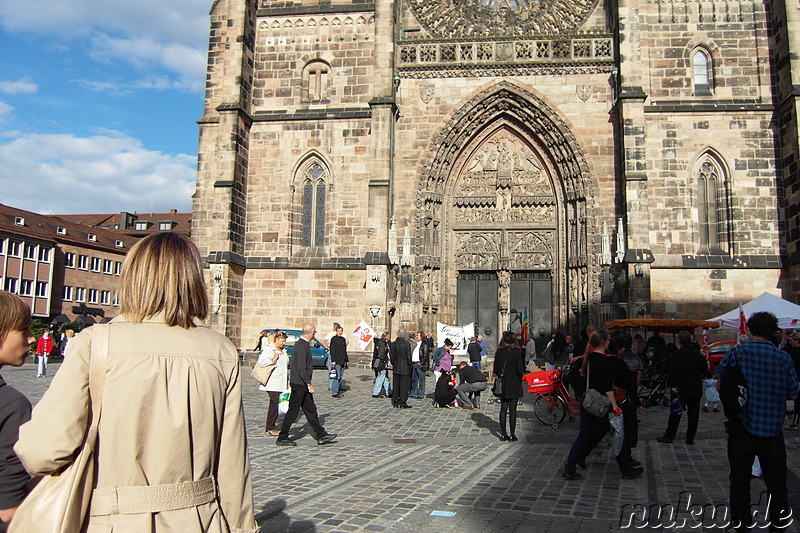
{"left": 605, "top": 318, "right": 720, "bottom": 333}
{"left": 708, "top": 292, "right": 800, "bottom": 330}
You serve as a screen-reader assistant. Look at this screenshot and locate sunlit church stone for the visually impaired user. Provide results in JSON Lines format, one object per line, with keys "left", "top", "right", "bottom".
{"left": 192, "top": 0, "right": 800, "bottom": 351}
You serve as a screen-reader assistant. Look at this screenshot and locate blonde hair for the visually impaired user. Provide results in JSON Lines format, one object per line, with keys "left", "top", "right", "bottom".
{"left": 119, "top": 233, "right": 208, "bottom": 328}
{"left": 0, "top": 291, "right": 32, "bottom": 345}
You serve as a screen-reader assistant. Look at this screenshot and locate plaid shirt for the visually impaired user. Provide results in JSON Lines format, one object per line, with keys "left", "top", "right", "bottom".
{"left": 717, "top": 339, "right": 800, "bottom": 437}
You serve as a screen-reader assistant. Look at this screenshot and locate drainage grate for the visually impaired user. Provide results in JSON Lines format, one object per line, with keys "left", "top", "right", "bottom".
{"left": 393, "top": 438, "right": 417, "bottom": 444}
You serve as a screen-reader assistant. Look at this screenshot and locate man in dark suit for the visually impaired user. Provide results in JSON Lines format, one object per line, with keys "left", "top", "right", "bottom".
{"left": 277, "top": 323, "right": 337, "bottom": 446}
{"left": 391, "top": 328, "right": 413, "bottom": 408}
{"left": 657, "top": 330, "right": 708, "bottom": 445}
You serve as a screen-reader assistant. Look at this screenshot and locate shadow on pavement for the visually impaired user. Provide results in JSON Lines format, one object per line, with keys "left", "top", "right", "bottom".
{"left": 470, "top": 411, "right": 502, "bottom": 439}
{"left": 255, "top": 499, "right": 317, "bottom": 533}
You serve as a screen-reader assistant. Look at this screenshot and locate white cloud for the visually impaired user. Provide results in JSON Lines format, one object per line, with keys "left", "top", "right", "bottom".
{"left": 0, "top": 0, "right": 208, "bottom": 92}
{"left": 0, "top": 131, "right": 195, "bottom": 214}
{"left": 0, "top": 79, "right": 39, "bottom": 94}
{"left": 0, "top": 101, "right": 13, "bottom": 119}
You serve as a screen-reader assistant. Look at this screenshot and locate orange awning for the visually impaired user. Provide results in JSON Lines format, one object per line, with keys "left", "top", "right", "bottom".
{"left": 605, "top": 318, "right": 720, "bottom": 333}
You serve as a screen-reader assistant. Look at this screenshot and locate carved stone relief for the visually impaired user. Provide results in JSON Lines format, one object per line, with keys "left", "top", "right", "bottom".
{"left": 454, "top": 232, "right": 501, "bottom": 270}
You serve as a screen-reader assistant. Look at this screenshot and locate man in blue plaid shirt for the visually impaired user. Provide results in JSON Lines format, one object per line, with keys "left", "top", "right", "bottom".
{"left": 717, "top": 311, "right": 799, "bottom": 531}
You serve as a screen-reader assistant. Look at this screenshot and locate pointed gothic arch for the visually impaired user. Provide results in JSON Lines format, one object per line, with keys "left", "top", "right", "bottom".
{"left": 414, "top": 81, "right": 596, "bottom": 336}
{"left": 690, "top": 148, "right": 732, "bottom": 254}
{"left": 291, "top": 152, "right": 332, "bottom": 251}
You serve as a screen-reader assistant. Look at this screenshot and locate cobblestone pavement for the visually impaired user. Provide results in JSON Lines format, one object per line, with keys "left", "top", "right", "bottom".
{"left": 5, "top": 363, "right": 800, "bottom": 532}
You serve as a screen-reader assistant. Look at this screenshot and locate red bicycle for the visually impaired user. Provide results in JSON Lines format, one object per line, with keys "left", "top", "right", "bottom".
{"left": 523, "top": 367, "right": 581, "bottom": 428}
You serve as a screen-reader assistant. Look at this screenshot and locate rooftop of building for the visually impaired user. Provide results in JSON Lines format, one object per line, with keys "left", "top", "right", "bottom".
{"left": 0, "top": 204, "right": 140, "bottom": 253}
{"left": 54, "top": 210, "right": 191, "bottom": 238}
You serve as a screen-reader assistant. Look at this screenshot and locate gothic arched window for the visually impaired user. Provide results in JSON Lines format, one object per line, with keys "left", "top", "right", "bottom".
{"left": 301, "top": 162, "right": 327, "bottom": 247}
{"left": 303, "top": 60, "right": 330, "bottom": 101}
{"left": 692, "top": 49, "right": 712, "bottom": 95}
{"left": 696, "top": 154, "right": 730, "bottom": 254}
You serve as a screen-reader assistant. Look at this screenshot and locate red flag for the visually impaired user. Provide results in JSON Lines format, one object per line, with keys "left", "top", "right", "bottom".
{"left": 738, "top": 299, "right": 747, "bottom": 343}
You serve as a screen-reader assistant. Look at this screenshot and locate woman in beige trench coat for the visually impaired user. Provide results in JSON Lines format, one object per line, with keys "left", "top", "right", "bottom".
{"left": 14, "top": 233, "right": 258, "bottom": 533}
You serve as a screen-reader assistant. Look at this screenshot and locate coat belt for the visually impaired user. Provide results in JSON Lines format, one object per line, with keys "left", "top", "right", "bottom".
{"left": 90, "top": 476, "right": 216, "bottom": 515}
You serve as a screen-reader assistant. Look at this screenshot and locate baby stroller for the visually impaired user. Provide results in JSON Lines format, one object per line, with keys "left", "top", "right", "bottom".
{"left": 638, "top": 373, "right": 668, "bottom": 407}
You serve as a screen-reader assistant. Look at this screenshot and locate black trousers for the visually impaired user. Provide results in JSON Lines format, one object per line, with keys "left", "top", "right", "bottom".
{"left": 621, "top": 399, "right": 639, "bottom": 448}
{"left": 565, "top": 405, "right": 633, "bottom": 473}
{"left": 278, "top": 383, "right": 327, "bottom": 440}
{"left": 726, "top": 420, "right": 791, "bottom": 530}
{"left": 392, "top": 372, "right": 410, "bottom": 406}
{"left": 664, "top": 396, "right": 700, "bottom": 441}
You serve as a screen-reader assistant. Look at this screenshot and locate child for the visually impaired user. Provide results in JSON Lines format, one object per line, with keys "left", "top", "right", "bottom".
{"left": 702, "top": 377, "right": 720, "bottom": 412}
{"left": 0, "top": 291, "right": 35, "bottom": 532}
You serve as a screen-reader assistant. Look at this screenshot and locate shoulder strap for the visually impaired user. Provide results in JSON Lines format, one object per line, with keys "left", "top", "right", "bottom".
{"left": 86, "top": 324, "right": 110, "bottom": 442}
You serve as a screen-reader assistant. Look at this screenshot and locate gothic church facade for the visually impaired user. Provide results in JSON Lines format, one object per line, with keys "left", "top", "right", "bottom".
{"left": 193, "top": 0, "right": 800, "bottom": 351}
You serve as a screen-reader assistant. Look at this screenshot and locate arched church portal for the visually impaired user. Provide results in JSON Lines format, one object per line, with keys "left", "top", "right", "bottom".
{"left": 415, "top": 83, "right": 594, "bottom": 352}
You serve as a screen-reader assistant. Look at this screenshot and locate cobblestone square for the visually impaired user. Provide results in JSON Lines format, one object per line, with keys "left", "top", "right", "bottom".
{"left": 5, "top": 363, "right": 799, "bottom": 532}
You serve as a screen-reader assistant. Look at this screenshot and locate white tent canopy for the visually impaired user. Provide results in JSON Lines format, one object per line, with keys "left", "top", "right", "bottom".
{"left": 707, "top": 292, "right": 800, "bottom": 330}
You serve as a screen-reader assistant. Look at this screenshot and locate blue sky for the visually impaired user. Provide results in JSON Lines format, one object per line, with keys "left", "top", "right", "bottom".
{"left": 0, "top": 0, "right": 210, "bottom": 214}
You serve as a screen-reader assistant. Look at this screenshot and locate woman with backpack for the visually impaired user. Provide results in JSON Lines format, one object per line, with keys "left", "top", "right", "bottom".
{"left": 371, "top": 331, "right": 391, "bottom": 398}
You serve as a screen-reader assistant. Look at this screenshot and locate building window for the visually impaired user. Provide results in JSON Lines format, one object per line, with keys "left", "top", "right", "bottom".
{"left": 112, "top": 292, "right": 119, "bottom": 306}
{"left": 692, "top": 49, "right": 711, "bottom": 95}
{"left": 114, "top": 261, "right": 121, "bottom": 276}
{"left": 0, "top": 239, "right": 4, "bottom": 254}
{"left": 115, "top": 240, "right": 124, "bottom": 248}
{"left": 101, "top": 290, "right": 110, "bottom": 305}
{"left": 56, "top": 226, "right": 67, "bottom": 235}
{"left": 8, "top": 241, "right": 20, "bottom": 257}
{"left": 88, "top": 289, "right": 98, "bottom": 304}
{"left": 78, "top": 255, "right": 88, "bottom": 270}
{"left": 134, "top": 221, "right": 151, "bottom": 231}
{"left": 300, "top": 162, "right": 327, "bottom": 247}
{"left": 303, "top": 60, "right": 330, "bottom": 101}
{"left": 696, "top": 153, "right": 731, "bottom": 254}
{"left": 23, "top": 243, "right": 36, "bottom": 260}
{"left": 35, "top": 281, "right": 47, "bottom": 297}
{"left": 88, "top": 233, "right": 97, "bottom": 242}
{"left": 90, "top": 257, "right": 101, "bottom": 272}
{"left": 4, "top": 278, "right": 16, "bottom": 293}
{"left": 103, "top": 259, "right": 113, "bottom": 274}
{"left": 75, "top": 287, "right": 86, "bottom": 302}
{"left": 158, "top": 221, "right": 174, "bottom": 231}
{"left": 62, "top": 285, "right": 73, "bottom": 301}
{"left": 14, "top": 216, "right": 25, "bottom": 226}
{"left": 19, "top": 279, "right": 32, "bottom": 296}
{"left": 65, "top": 252, "right": 75, "bottom": 268}
{"left": 38, "top": 247, "right": 51, "bottom": 262}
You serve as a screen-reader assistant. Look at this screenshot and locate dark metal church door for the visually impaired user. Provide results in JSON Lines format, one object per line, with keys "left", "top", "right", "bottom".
{"left": 457, "top": 272, "right": 498, "bottom": 353}
{"left": 509, "top": 272, "right": 552, "bottom": 352}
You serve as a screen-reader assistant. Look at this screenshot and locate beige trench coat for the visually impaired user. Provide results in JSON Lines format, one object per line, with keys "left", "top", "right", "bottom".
{"left": 15, "top": 316, "right": 258, "bottom": 533}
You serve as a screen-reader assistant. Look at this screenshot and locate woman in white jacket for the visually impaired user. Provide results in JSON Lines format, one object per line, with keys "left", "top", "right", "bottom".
{"left": 259, "top": 331, "right": 289, "bottom": 436}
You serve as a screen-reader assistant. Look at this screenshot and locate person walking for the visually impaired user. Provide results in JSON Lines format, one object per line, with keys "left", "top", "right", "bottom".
{"left": 656, "top": 330, "right": 708, "bottom": 445}
{"left": 329, "top": 326, "right": 348, "bottom": 398}
{"left": 410, "top": 331, "right": 430, "bottom": 399}
{"left": 277, "top": 324, "right": 337, "bottom": 446}
{"left": 258, "top": 331, "right": 289, "bottom": 436}
{"left": 494, "top": 330, "right": 525, "bottom": 442}
{"left": 35, "top": 328, "right": 53, "bottom": 377}
{"left": 14, "top": 233, "right": 258, "bottom": 532}
{"left": 0, "top": 291, "right": 35, "bottom": 533}
{"left": 562, "top": 328, "right": 643, "bottom": 480}
{"left": 371, "top": 330, "right": 392, "bottom": 398}
{"left": 467, "top": 337, "right": 482, "bottom": 369}
{"left": 717, "top": 311, "right": 798, "bottom": 531}
{"left": 390, "top": 329, "right": 413, "bottom": 408}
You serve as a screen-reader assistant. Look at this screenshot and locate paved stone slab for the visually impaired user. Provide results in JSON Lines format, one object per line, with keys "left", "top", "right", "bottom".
{"left": 5, "top": 363, "right": 800, "bottom": 532}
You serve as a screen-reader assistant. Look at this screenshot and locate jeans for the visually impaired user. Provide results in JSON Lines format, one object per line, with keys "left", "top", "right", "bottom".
{"left": 329, "top": 363, "right": 344, "bottom": 395}
{"left": 565, "top": 405, "right": 633, "bottom": 474}
{"left": 664, "top": 396, "right": 700, "bottom": 441}
{"left": 726, "top": 420, "right": 791, "bottom": 530}
{"left": 456, "top": 381, "right": 487, "bottom": 407}
{"left": 372, "top": 369, "right": 390, "bottom": 396}
{"left": 410, "top": 363, "right": 426, "bottom": 398}
{"left": 37, "top": 355, "right": 48, "bottom": 376}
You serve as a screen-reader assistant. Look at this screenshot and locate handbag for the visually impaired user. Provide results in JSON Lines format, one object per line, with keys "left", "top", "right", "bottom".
{"left": 251, "top": 363, "right": 275, "bottom": 386}
{"left": 10, "top": 324, "right": 110, "bottom": 533}
{"left": 581, "top": 354, "right": 612, "bottom": 417}
{"left": 492, "top": 349, "right": 512, "bottom": 397}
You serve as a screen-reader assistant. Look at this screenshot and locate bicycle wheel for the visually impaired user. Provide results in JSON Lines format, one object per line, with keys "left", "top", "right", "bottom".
{"left": 534, "top": 394, "right": 567, "bottom": 426}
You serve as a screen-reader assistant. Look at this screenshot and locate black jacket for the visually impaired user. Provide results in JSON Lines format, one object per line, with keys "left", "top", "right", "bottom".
{"left": 467, "top": 341, "right": 482, "bottom": 362}
{"left": 0, "top": 374, "right": 32, "bottom": 529}
{"left": 289, "top": 337, "right": 314, "bottom": 386}
{"left": 667, "top": 345, "right": 708, "bottom": 399}
{"left": 329, "top": 335, "right": 348, "bottom": 366}
{"left": 493, "top": 348, "right": 525, "bottom": 399}
{"left": 416, "top": 341, "right": 431, "bottom": 371}
{"left": 391, "top": 336, "right": 412, "bottom": 375}
{"left": 458, "top": 364, "right": 487, "bottom": 384}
